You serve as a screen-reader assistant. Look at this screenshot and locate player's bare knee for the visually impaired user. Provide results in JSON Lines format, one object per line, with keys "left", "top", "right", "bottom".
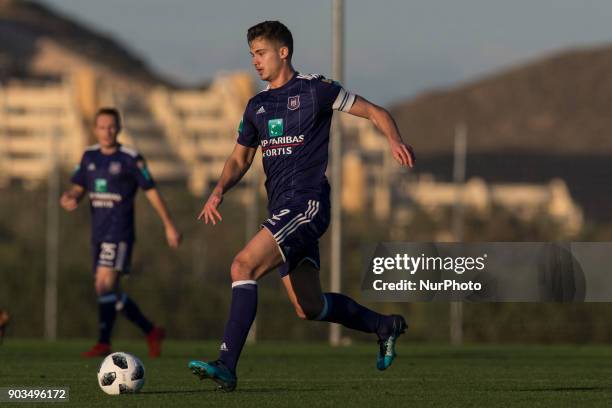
{"left": 95, "top": 280, "right": 112, "bottom": 296}
{"left": 95, "top": 268, "right": 118, "bottom": 295}
{"left": 230, "top": 255, "right": 255, "bottom": 282}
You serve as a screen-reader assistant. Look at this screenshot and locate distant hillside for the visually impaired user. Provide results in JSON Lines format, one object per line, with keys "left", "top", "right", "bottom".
{"left": 388, "top": 45, "right": 612, "bottom": 221}
{"left": 0, "top": 0, "right": 169, "bottom": 85}
{"left": 389, "top": 45, "right": 612, "bottom": 155}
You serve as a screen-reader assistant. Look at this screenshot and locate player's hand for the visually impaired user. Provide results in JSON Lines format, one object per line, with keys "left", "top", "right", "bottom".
{"left": 60, "top": 192, "right": 79, "bottom": 211}
{"left": 390, "top": 140, "right": 415, "bottom": 168}
{"left": 165, "top": 224, "right": 182, "bottom": 248}
{"left": 197, "top": 191, "right": 223, "bottom": 225}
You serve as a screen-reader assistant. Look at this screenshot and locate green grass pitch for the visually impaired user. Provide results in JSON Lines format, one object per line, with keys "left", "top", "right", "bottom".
{"left": 1, "top": 340, "right": 612, "bottom": 407}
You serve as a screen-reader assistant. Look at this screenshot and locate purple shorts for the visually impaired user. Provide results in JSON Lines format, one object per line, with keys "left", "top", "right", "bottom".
{"left": 92, "top": 240, "right": 133, "bottom": 274}
{"left": 262, "top": 199, "right": 330, "bottom": 277}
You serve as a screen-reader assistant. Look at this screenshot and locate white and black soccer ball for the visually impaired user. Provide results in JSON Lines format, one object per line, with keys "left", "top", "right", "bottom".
{"left": 97, "top": 352, "right": 145, "bottom": 395}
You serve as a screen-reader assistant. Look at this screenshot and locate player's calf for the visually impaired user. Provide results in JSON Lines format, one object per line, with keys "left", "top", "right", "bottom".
{"left": 285, "top": 262, "right": 327, "bottom": 320}
{"left": 294, "top": 295, "right": 325, "bottom": 320}
{"left": 189, "top": 227, "right": 283, "bottom": 390}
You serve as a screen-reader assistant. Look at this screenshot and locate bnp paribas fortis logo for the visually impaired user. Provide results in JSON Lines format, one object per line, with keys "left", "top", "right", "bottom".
{"left": 268, "top": 118, "right": 284, "bottom": 138}
{"left": 95, "top": 178, "right": 108, "bottom": 193}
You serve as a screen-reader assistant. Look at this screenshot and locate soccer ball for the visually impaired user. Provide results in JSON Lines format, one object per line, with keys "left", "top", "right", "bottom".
{"left": 97, "top": 352, "right": 145, "bottom": 395}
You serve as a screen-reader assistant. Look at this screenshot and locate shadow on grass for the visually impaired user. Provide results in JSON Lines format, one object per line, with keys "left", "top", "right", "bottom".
{"left": 141, "top": 389, "right": 214, "bottom": 395}
{"left": 238, "top": 388, "right": 323, "bottom": 393}
{"left": 518, "top": 386, "right": 611, "bottom": 392}
{"left": 142, "top": 387, "right": 323, "bottom": 394}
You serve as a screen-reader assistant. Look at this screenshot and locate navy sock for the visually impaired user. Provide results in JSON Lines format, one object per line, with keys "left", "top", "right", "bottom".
{"left": 218, "top": 281, "right": 258, "bottom": 374}
{"left": 119, "top": 293, "right": 154, "bottom": 334}
{"left": 98, "top": 293, "right": 117, "bottom": 344}
{"left": 317, "top": 293, "right": 394, "bottom": 339}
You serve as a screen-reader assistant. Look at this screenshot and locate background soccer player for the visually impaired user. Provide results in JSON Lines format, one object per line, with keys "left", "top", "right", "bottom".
{"left": 60, "top": 107, "right": 182, "bottom": 358}
{"left": 189, "top": 21, "right": 415, "bottom": 391}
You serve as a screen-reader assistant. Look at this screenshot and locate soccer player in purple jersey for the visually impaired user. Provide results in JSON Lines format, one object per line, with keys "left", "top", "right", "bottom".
{"left": 189, "top": 21, "right": 415, "bottom": 391}
{"left": 61, "top": 108, "right": 182, "bottom": 358}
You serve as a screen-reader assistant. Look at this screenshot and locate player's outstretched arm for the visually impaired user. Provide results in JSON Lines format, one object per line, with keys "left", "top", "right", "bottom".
{"left": 348, "top": 95, "right": 415, "bottom": 168}
{"left": 197, "top": 143, "right": 257, "bottom": 225}
{"left": 144, "top": 188, "right": 182, "bottom": 248}
{"left": 60, "top": 184, "right": 85, "bottom": 212}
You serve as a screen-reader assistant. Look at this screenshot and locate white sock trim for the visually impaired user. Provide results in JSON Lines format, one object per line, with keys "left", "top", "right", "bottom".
{"left": 232, "top": 280, "right": 257, "bottom": 288}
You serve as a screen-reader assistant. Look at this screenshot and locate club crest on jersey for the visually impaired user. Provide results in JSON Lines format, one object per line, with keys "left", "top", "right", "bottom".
{"left": 87, "top": 163, "right": 96, "bottom": 171}
{"left": 109, "top": 161, "right": 122, "bottom": 175}
{"left": 268, "top": 118, "right": 284, "bottom": 137}
{"left": 287, "top": 95, "right": 300, "bottom": 110}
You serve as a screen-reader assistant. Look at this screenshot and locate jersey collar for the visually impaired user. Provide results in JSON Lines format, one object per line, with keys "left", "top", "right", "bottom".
{"left": 265, "top": 71, "right": 299, "bottom": 93}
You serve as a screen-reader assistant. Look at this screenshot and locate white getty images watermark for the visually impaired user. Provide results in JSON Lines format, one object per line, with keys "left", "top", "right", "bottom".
{"left": 371, "top": 253, "right": 488, "bottom": 275}
{"left": 370, "top": 253, "right": 488, "bottom": 292}
{"left": 363, "top": 243, "right": 602, "bottom": 302}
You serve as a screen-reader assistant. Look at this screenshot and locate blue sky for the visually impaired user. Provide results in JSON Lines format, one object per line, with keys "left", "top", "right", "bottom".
{"left": 43, "top": 0, "right": 612, "bottom": 105}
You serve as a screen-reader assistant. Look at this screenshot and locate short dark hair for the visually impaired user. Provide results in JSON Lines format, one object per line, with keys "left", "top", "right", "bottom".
{"left": 247, "top": 21, "right": 293, "bottom": 59}
{"left": 94, "top": 107, "right": 121, "bottom": 128}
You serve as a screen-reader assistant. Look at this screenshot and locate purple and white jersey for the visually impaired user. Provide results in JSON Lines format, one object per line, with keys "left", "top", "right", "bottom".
{"left": 237, "top": 72, "right": 355, "bottom": 211}
{"left": 71, "top": 144, "right": 155, "bottom": 242}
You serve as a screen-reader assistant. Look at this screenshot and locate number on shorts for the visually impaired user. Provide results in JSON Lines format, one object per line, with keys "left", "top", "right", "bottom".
{"left": 100, "top": 243, "right": 117, "bottom": 261}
